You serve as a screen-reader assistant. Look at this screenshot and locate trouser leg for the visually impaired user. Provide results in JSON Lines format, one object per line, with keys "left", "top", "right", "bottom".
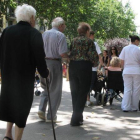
{"left": 47, "top": 60, "right": 62, "bottom": 120}
{"left": 70, "top": 61, "right": 92, "bottom": 124}
{"left": 69, "top": 74, "right": 79, "bottom": 112}
{"left": 39, "top": 77, "right": 48, "bottom": 112}
{"left": 71, "top": 75, "right": 91, "bottom": 123}
{"left": 39, "top": 60, "right": 62, "bottom": 120}
{"left": 69, "top": 62, "right": 79, "bottom": 122}
{"left": 131, "top": 75, "right": 140, "bottom": 111}
{"left": 88, "top": 71, "right": 97, "bottom": 97}
{"left": 90, "top": 71, "right": 97, "bottom": 91}
{"left": 122, "top": 74, "right": 132, "bottom": 111}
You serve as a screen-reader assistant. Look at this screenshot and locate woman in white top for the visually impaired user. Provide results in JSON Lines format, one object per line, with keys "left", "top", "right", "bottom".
{"left": 119, "top": 35, "right": 140, "bottom": 112}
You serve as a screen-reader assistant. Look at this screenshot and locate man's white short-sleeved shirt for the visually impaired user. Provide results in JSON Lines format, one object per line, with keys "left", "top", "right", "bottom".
{"left": 119, "top": 44, "right": 140, "bottom": 75}
{"left": 92, "top": 42, "right": 101, "bottom": 71}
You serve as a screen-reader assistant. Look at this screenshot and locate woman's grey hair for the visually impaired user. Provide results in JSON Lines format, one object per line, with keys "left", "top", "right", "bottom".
{"left": 52, "top": 17, "right": 65, "bottom": 28}
{"left": 15, "top": 4, "right": 36, "bottom": 23}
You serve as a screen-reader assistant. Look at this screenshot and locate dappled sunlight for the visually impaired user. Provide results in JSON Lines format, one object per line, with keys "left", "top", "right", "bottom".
{"left": 1, "top": 79, "right": 140, "bottom": 140}
{"left": 0, "top": 121, "right": 6, "bottom": 129}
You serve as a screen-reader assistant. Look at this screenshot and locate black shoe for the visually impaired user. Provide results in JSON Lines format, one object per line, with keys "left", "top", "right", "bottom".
{"left": 123, "top": 110, "right": 129, "bottom": 112}
{"left": 70, "top": 121, "right": 83, "bottom": 126}
{"left": 3, "top": 136, "right": 13, "bottom": 140}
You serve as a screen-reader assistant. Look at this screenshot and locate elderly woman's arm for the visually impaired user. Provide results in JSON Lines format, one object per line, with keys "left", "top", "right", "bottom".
{"left": 31, "top": 30, "right": 49, "bottom": 78}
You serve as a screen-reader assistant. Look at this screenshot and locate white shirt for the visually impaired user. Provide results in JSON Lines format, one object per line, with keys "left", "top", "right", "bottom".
{"left": 119, "top": 44, "right": 140, "bottom": 75}
{"left": 92, "top": 42, "right": 102, "bottom": 71}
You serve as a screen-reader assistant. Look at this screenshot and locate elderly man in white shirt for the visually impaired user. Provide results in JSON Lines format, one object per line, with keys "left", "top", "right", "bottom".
{"left": 119, "top": 35, "right": 140, "bottom": 112}
{"left": 38, "top": 17, "right": 68, "bottom": 122}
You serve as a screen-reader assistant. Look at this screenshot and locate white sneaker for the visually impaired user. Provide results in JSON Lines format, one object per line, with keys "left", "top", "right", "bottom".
{"left": 46, "top": 116, "right": 62, "bottom": 123}
{"left": 45, "top": 119, "right": 62, "bottom": 123}
{"left": 38, "top": 110, "right": 45, "bottom": 120}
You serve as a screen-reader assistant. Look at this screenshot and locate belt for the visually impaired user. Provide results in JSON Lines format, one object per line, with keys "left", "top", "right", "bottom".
{"left": 45, "top": 57, "right": 60, "bottom": 61}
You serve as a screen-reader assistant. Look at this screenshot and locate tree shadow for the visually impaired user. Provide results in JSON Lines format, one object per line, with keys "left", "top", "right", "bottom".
{"left": 1, "top": 80, "right": 140, "bottom": 140}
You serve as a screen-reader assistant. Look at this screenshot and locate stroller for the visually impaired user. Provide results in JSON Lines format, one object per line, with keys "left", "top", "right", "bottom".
{"left": 101, "top": 70, "right": 124, "bottom": 106}
{"left": 34, "top": 73, "right": 41, "bottom": 96}
{"left": 94, "top": 70, "right": 106, "bottom": 105}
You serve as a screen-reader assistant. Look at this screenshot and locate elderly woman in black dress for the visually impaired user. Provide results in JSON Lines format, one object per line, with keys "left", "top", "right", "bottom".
{"left": 0, "top": 4, "right": 49, "bottom": 140}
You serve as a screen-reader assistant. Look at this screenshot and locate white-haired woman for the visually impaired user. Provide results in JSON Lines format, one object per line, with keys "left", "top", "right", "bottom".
{"left": 0, "top": 4, "right": 49, "bottom": 140}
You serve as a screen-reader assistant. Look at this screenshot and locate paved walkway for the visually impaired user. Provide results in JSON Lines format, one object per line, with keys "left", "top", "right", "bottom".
{"left": 0, "top": 78, "right": 140, "bottom": 140}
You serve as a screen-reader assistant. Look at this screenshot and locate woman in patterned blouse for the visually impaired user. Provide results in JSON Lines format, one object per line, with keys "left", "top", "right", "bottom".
{"left": 69, "top": 22, "right": 99, "bottom": 126}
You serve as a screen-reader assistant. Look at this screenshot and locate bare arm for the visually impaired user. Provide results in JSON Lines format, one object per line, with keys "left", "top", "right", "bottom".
{"left": 107, "top": 58, "right": 110, "bottom": 67}
{"left": 98, "top": 54, "right": 102, "bottom": 64}
{"left": 98, "top": 55, "right": 103, "bottom": 70}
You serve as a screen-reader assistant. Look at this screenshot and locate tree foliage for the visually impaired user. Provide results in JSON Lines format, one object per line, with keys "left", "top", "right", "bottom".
{"left": 90, "top": 0, "right": 136, "bottom": 39}
{"left": 0, "top": 0, "right": 16, "bottom": 19}
{"left": 1, "top": 0, "right": 136, "bottom": 41}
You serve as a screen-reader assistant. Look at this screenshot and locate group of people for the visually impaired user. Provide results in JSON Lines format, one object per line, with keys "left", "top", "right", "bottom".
{"left": 85, "top": 38, "right": 120, "bottom": 106}
{"left": 86, "top": 35, "right": 140, "bottom": 113}
{"left": 86, "top": 34, "right": 140, "bottom": 113}
{"left": 0, "top": 4, "right": 98, "bottom": 140}
{"left": 0, "top": 3, "right": 140, "bottom": 140}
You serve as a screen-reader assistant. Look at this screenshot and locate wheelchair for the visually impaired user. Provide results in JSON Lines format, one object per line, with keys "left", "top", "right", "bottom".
{"left": 101, "top": 70, "right": 124, "bottom": 106}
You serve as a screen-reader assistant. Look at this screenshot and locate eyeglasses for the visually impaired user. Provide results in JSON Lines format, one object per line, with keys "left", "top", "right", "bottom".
{"left": 112, "top": 49, "right": 115, "bottom": 50}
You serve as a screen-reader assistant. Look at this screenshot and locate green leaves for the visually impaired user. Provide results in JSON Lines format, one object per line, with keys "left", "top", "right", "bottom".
{"left": 1, "top": 0, "right": 136, "bottom": 41}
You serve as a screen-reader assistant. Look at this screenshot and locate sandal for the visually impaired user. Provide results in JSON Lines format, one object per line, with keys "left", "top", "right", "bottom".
{"left": 3, "top": 136, "right": 13, "bottom": 140}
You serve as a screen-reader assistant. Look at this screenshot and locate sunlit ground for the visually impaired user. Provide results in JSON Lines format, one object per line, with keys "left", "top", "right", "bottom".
{"left": 0, "top": 78, "right": 140, "bottom": 140}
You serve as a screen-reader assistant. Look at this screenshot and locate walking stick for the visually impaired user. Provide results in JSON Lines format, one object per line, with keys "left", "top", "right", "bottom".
{"left": 46, "top": 78, "right": 56, "bottom": 140}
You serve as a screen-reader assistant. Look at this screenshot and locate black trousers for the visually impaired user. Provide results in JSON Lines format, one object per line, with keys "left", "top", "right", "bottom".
{"left": 69, "top": 61, "right": 92, "bottom": 124}
{"left": 90, "top": 71, "right": 97, "bottom": 90}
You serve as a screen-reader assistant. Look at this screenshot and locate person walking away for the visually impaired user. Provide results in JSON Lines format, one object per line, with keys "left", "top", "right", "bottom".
{"left": 119, "top": 35, "right": 140, "bottom": 112}
{"left": 69, "top": 22, "right": 99, "bottom": 126}
{"left": 86, "top": 31, "right": 102, "bottom": 106}
{"left": 0, "top": 4, "right": 49, "bottom": 140}
{"left": 38, "top": 17, "right": 68, "bottom": 122}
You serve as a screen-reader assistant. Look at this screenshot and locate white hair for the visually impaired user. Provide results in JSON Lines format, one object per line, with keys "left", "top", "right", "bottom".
{"left": 51, "top": 17, "right": 65, "bottom": 28}
{"left": 15, "top": 4, "right": 36, "bottom": 23}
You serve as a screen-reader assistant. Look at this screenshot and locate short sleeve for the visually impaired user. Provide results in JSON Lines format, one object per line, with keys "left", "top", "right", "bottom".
{"left": 59, "top": 34, "right": 68, "bottom": 55}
